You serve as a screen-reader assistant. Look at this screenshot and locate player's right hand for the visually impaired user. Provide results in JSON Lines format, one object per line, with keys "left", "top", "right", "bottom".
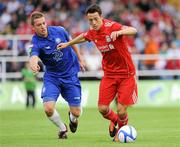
{"left": 30, "top": 62, "right": 40, "bottom": 74}
{"left": 57, "top": 42, "right": 69, "bottom": 49}
{"left": 29, "top": 57, "right": 41, "bottom": 74}
{"left": 79, "top": 59, "right": 86, "bottom": 73}
{"left": 111, "top": 31, "right": 121, "bottom": 41}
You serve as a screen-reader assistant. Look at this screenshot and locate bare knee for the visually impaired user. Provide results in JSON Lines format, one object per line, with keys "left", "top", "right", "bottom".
{"left": 98, "top": 105, "right": 109, "bottom": 115}
{"left": 44, "top": 107, "right": 54, "bottom": 117}
{"left": 70, "top": 107, "right": 81, "bottom": 117}
{"left": 44, "top": 102, "right": 55, "bottom": 117}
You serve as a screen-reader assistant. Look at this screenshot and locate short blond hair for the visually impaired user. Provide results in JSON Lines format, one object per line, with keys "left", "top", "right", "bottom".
{"left": 30, "top": 11, "right": 44, "bottom": 26}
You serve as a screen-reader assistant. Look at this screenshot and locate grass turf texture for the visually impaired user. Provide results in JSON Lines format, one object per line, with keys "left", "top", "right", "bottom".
{"left": 0, "top": 107, "right": 180, "bottom": 147}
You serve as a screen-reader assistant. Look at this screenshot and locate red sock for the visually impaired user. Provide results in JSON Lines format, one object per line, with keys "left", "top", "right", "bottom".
{"left": 117, "top": 113, "right": 128, "bottom": 129}
{"left": 102, "top": 109, "right": 118, "bottom": 124}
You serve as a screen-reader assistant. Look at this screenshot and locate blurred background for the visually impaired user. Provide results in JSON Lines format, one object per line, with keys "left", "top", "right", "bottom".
{"left": 0, "top": 0, "right": 180, "bottom": 109}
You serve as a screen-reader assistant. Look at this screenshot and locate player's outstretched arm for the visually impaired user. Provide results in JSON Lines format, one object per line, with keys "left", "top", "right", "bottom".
{"left": 57, "top": 33, "right": 87, "bottom": 49}
{"left": 72, "top": 44, "right": 86, "bottom": 72}
{"left": 111, "top": 26, "right": 137, "bottom": 41}
{"left": 29, "top": 56, "right": 41, "bottom": 74}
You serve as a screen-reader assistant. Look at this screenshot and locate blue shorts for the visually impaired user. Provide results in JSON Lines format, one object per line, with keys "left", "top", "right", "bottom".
{"left": 41, "top": 74, "right": 81, "bottom": 107}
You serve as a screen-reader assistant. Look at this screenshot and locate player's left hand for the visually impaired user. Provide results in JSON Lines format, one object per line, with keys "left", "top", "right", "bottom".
{"left": 57, "top": 42, "right": 69, "bottom": 50}
{"left": 79, "top": 59, "right": 86, "bottom": 72}
{"left": 110, "top": 31, "right": 121, "bottom": 41}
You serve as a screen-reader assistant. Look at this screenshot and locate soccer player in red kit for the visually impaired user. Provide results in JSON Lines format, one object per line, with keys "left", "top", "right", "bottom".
{"left": 58, "top": 4, "right": 138, "bottom": 141}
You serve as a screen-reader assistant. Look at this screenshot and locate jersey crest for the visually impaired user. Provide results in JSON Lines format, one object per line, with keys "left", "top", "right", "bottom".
{"left": 104, "top": 21, "right": 114, "bottom": 27}
{"left": 55, "top": 38, "right": 61, "bottom": 44}
{"left": 106, "top": 35, "right": 111, "bottom": 42}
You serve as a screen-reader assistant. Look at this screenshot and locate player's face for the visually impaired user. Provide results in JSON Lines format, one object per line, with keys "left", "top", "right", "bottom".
{"left": 86, "top": 12, "right": 103, "bottom": 30}
{"left": 32, "top": 17, "right": 48, "bottom": 37}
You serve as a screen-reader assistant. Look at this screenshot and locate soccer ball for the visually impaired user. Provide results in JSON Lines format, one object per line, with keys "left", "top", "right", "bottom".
{"left": 117, "top": 125, "right": 137, "bottom": 143}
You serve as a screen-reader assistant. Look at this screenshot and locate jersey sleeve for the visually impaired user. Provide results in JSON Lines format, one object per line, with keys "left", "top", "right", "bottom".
{"left": 111, "top": 22, "right": 123, "bottom": 31}
{"left": 29, "top": 38, "right": 40, "bottom": 57}
{"left": 83, "top": 30, "right": 93, "bottom": 41}
{"left": 59, "top": 26, "right": 71, "bottom": 42}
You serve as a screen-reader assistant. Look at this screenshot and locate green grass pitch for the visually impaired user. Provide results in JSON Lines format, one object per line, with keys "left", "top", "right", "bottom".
{"left": 0, "top": 107, "right": 180, "bottom": 147}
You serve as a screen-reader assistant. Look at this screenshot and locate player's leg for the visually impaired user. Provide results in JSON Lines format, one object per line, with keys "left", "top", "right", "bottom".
{"left": 117, "top": 103, "right": 128, "bottom": 129}
{"left": 61, "top": 75, "right": 82, "bottom": 133}
{"left": 116, "top": 76, "right": 137, "bottom": 129}
{"left": 31, "top": 91, "right": 36, "bottom": 108}
{"left": 69, "top": 106, "right": 82, "bottom": 133}
{"left": 109, "top": 94, "right": 118, "bottom": 137}
{"left": 26, "top": 90, "right": 30, "bottom": 108}
{"left": 112, "top": 103, "right": 128, "bottom": 142}
{"left": 42, "top": 78, "right": 67, "bottom": 139}
{"left": 98, "top": 105, "right": 118, "bottom": 125}
{"left": 29, "top": 90, "right": 36, "bottom": 108}
{"left": 44, "top": 101, "right": 64, "bottom": 127}
{"left": 113, "top": 76, "right": 138, "bottom": 141}
{"left": 43, "top": 101, "right": 67, "bottom": 138}
{"left": 98, "top": 104, "right": 118, "bottom": 137}
{"left": 98, "top": 77, "right": 118, "bottom": 137}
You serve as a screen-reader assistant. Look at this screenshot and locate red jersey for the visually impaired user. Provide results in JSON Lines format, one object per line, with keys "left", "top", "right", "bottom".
{"left": 83, "top": 19, "right": 135, "bottom": 78}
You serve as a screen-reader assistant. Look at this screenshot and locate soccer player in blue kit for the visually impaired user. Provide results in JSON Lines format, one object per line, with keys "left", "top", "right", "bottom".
{"left": 29, "top": 11, "right": 85, "bottom": 139}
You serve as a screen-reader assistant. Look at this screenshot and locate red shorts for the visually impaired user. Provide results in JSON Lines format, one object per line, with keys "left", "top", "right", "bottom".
{"left": 98, "top": 75, "right": 138, "bottom": 106}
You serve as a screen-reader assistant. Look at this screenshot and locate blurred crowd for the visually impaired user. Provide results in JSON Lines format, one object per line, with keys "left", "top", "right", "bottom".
{"left": 0, "top": 0, "right": 180, "bottom": 74}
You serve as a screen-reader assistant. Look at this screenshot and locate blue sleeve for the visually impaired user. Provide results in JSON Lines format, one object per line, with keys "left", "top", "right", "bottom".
{"left": 30, "top": 38, "right": 40, "bottom": 57}
{"left": 59, "top": 26, "right": 71, "bottom": 42}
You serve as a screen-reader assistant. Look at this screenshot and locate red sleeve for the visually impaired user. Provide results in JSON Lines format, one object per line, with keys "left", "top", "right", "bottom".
{"left": 83, "top": 30, "right": 93, "bottom": 41}
{"left": 111, "top": 22, "right": 122, "bottom": 31}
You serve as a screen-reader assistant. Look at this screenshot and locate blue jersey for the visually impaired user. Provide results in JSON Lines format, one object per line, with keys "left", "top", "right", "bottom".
{"left": 30, "top": 26, "right": 80, "bottom": 77}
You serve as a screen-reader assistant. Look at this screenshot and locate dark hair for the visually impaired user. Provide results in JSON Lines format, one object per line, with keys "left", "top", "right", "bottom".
{"left": 85, "top": 4, "right": 102, "bottom": 15}
{"left": 30, "top": 11, "right": 44, "bottom": 26}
